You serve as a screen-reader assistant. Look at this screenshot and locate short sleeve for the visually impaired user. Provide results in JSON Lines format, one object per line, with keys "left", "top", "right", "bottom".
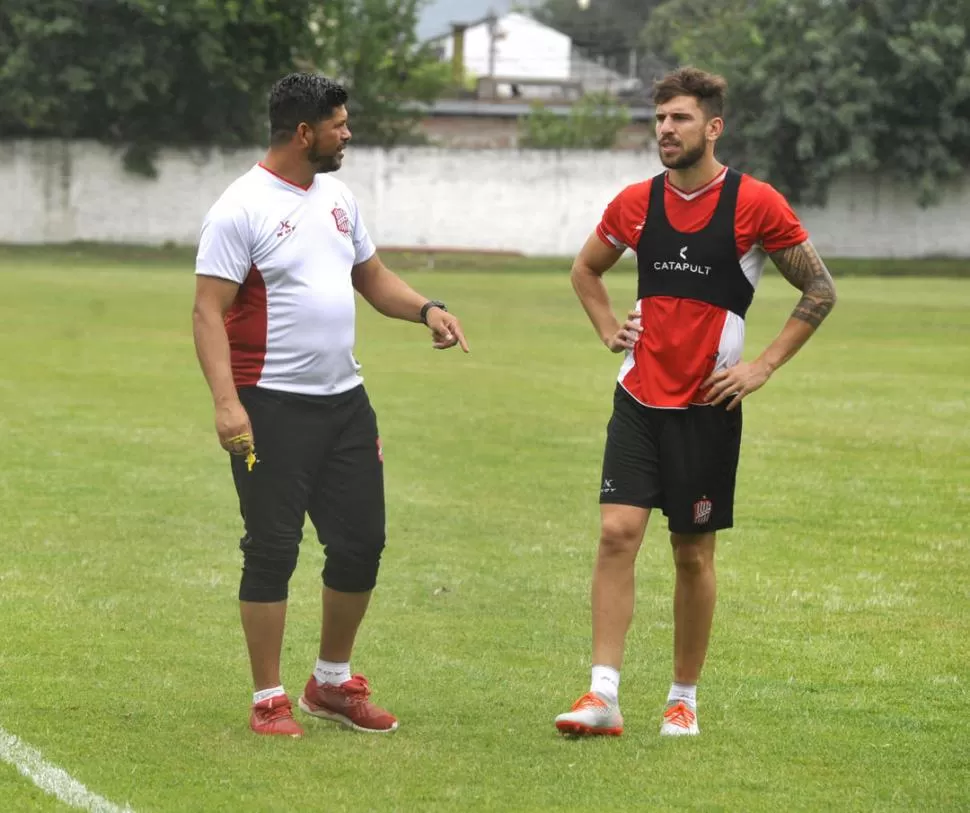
{"left": 195, "top": 203, "right": 252, "bottom": 283}
{"left": 351, "top": 203, "right": 377, "bottom": 266}
{"left": 757, "top": 184, "right": 809, "bottom": 253}
{"left": 595, "top": 181, "right": 651, "bottom": 251}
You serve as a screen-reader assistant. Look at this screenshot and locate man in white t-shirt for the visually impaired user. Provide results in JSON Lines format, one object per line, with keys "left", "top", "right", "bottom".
{"left": 193, "top": 73, "right": 469, "bottom": 737}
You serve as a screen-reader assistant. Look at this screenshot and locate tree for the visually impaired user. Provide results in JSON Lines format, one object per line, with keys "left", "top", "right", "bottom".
{"left": 642, "top": 0, "right": 759, "bottom": 74}
{"left": 304, "top": 0, "right": 451, "bottom": 147}
{"left": 644, "top": 0, "right": 970, "bottom": 206}
{"left": 0, "top": 0, "right": 313, "bottom": 175}
{"left": 520, "top": 92, "right": 632, "bottom": 149}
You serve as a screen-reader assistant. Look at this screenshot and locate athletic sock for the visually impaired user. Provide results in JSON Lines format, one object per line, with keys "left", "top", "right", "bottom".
{"left": 590, "top": 665, "right": 620, "bottom": 703}
{"left": 253, "top": 685, "right": 286, "bottom": 705}
{"left": 667, "top": 682, "right": 697, "bottom": 708}
{"left": 314, "top": 659, "right": 351, "bottom": 686}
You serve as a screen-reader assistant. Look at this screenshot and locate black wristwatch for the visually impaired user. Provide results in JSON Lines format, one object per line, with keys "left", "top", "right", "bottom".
{"left": 420, "top": 300, "right": 447, "bottom": 325}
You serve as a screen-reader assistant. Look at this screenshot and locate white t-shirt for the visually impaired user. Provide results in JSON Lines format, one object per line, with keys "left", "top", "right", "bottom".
{"left": 195, "top": 163, "right": 377, "bottom": 395}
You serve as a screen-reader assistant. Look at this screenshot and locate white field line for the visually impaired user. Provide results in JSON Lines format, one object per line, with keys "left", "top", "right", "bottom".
{"left": 0, "top": 727, "right": 135, "bottom": 812}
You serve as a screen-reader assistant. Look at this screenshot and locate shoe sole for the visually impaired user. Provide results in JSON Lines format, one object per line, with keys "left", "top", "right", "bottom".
{"left": 250, "top": 725, "right": 303, "bottom": 738}
{"left": 298, "top": 696, "right": 399, "bottom": 734}
{"left": 555, "top": 720, "right": 623, "bottom": 737}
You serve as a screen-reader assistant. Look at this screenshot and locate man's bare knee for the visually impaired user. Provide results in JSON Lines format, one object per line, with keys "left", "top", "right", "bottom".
{"left": 671, "top": 533, "right": 716, "bottom": 576}
{"left": 599, "top": 507, "right": 649, "bottom": 558}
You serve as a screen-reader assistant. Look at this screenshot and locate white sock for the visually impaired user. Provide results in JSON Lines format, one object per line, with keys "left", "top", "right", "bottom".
{"left": 667, "top": 682, "right": 697, "bottom": 708}
{"left": 314, "top": 659, "right": 351, "bottom": 686}
{"left": 590, "top": 665, "right": 620, "bottom": 703}
{"left": 253, "top": 685, "right": 286, "bottom": 705}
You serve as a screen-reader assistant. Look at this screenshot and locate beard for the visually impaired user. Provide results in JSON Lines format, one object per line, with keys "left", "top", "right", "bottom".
{"left": 658, "top": 138, "right": 706, "bottom": 170}
{"left": 308, "top": 142, "right": 343, "bottom": 174}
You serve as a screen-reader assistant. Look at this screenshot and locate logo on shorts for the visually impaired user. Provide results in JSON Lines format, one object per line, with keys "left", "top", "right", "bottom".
{"left": 376, "top": 437, "right": 383, "bottom": 464}
{"left": 601, "top": 478, "right": 616, "bottom": 495}
{"left": 693, "top": 498, "right": 713, "bottom": 525}
{"left": 331, "top": 206, "right": 351, "bottom": 235}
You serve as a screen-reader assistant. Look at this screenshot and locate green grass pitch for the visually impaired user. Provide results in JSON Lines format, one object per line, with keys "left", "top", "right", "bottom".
{"left": 0, "top": 246, "right": 967, "bottom": 812}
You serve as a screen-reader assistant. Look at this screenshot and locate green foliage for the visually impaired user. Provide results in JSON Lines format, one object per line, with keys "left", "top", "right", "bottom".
{"left": 305, "top": 0, "right": 451, "bottom": 147}
{"left": 0, "top": 0, "right": 312, "bottom": 175}
{"left": 0, "top": 0, "right": 450, "bottom": 170}
{"left": 644, "top": 0, "right": 970, "bottom": 206}
{"left": 520, "top": 92, "right": 632, "bottom": 149}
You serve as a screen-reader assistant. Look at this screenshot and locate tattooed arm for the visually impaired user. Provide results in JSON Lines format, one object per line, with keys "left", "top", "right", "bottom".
{"left": 758, "top": 238, "right": 838, "bottom": 362}
{"left": 771, "top": 238, "right": 838, "bottom": 328}
{"left": 703, "top": 239, "right": 837, "bottom": 409}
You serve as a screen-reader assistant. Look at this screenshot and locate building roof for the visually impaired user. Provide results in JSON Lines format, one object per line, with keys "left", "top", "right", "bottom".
{"left": 426, "top": 98, "right": 654, "bottom": 121}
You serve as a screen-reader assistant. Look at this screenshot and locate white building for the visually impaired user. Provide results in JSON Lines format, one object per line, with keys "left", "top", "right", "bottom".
{"left": 438, "top": 12, "right": 572, "bottom": 83}
{"left": 425, "top": 8, "right": 642, "bottom": 100}
{"left": 417, "top": 0, "right": 542, "bottom": 41}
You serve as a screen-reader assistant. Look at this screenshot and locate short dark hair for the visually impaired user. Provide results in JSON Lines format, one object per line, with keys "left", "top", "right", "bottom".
{"left": 268, "top": 73, "right": 348, "bottom": 144}
{"left": 653, "top": 67, "right": 727, "bottom": 119}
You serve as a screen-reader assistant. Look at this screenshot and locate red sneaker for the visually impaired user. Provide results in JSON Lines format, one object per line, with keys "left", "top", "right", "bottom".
{"left": 298, "top": 674, "right": 398, "bottom": 733}
{"left": 250, "top": 694, "right": 304, "bottom": 737}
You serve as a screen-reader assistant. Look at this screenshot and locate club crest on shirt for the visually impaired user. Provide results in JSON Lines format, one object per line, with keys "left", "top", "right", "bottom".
{"left": 331, "top": 206, "right": 351, "bottom": 236}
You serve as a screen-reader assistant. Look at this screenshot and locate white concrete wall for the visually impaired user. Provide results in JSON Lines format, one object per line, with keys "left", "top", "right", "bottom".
{"left": 2, "top": 139, "right": 969, "bottom": 258}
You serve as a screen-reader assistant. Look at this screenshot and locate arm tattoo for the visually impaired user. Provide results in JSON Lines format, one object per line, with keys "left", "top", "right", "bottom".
{"left": 768, "top": 240, "right": 837, "bottom": 328}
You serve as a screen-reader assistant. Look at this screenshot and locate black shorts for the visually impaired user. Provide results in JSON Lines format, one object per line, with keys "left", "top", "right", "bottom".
{"left": 599, "top": 385, "right": 742, "bottom": 534}
{"left": 230, "top": 384, "right": 385, "bottom": 584}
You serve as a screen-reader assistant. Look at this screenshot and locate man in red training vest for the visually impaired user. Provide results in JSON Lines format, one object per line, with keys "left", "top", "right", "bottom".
{"left": 555, "top": 67, "right": 837, "bottom": 737}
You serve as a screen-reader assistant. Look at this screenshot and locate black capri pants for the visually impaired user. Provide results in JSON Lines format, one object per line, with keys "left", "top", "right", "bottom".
{"left": 230, "top": 384, "right": 386, "bottom": 599}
